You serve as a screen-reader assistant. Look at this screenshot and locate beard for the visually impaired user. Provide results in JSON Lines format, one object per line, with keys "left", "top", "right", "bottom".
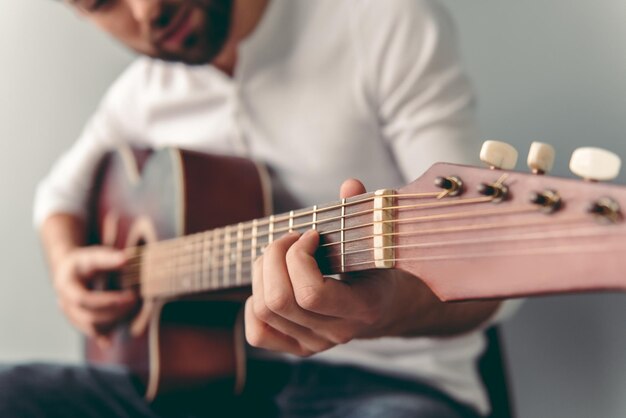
{"left": 152, "top": 0, "right": 234, "bottom": 65}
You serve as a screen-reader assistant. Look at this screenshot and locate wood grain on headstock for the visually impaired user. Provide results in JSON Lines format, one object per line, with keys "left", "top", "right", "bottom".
{"left": 395, "top": 163, "right": 626, "bottom": 302}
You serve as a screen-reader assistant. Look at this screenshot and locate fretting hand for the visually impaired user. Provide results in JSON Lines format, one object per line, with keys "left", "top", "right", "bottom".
{"left": 244, "top": 179, "right": 502, "bottom": 356}
{"left": 245, "top": 179, "right": 411, "bottom": 356}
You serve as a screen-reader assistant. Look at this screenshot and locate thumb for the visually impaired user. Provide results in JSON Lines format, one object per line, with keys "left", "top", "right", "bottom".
{"left": 339, "top": 178, "right": 366, "bottom": 199}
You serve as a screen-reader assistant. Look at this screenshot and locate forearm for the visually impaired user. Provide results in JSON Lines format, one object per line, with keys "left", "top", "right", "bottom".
{"left": 40, "top": 213, "right": 86, "bottom": 275}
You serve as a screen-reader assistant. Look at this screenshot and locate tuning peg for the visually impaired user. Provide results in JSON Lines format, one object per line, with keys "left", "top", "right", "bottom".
{"left": 569, "top": 147, "right": 621, "bottom": 181}
{"left": 480, "top": 140, "right": 518, "bottom": 170}
{"left": 527, "top": 142, "right": 555, "bottom": 175}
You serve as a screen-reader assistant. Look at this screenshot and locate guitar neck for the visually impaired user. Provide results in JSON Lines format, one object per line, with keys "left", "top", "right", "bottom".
{"left": 104, "top": 145, "right": 626, "bottom": 305}
{"left": 130, "top": 190, "right": 398, "bottom": 299}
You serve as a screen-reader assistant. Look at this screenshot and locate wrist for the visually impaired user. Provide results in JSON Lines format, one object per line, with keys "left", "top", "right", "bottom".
{"left": 389, "top": 272, "right": 502, "bottom": 337}
{"left": 384, "top": 272, "right": 435, "bottom": 336}
{"left": 356, "top": 271, "right": 429, "bottom": 339}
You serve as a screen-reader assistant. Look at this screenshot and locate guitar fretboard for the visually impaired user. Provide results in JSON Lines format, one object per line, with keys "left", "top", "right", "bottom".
{"left": 133, "top": 192, "right": 382, "bottom": 299}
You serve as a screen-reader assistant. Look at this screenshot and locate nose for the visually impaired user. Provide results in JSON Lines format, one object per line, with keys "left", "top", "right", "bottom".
{"left": 126, "top": 0, "right": 175, "bottom": 32}
{"left": 126, "top": 0, "right": 156, "bottom": 23}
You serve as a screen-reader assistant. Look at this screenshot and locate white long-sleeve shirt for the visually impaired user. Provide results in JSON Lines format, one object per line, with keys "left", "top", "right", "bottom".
{"left": 35, "top": 0, "right": 516, "bottom": 414}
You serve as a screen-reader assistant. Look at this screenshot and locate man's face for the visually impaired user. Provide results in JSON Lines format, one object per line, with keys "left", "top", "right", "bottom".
{"left": 69, "top": 0, "right": 233, "bottom": 65}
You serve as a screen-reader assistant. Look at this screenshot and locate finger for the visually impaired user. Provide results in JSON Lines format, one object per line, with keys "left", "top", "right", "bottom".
{"left": 81, "top": 299, "right": 137, "bottom": 324}
{"left": 252, "top": 249, "right": 333, "bottom": 353}
{"left": 263, "top": 234, "right": 340, "bottom": 329}
{"left": 244, "top": 297, "right": 313, "bottom": 357}
{"left": 287, "top": 230, "right": 374, "bottom": 320}
{"left": 339, "top": 178, "right": 366, "bottom": 199}
{"left": 62, "top": 279, "right": 136, "bottom": 310}
{"left": 64, "top": 300, "right": 135, "bottom": 338}
{"left": 73, "top": 247, "right": 127, "bottom": 279}
{"left": 262, "top": 233, "right": 300, "bottom": 318}
{"left": 79, "top": 290, "right": 137, "bottom": 311}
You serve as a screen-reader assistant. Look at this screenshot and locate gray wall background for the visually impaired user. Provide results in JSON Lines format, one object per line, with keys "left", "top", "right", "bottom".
{"left": 1, "top": 1, "right": 626, "bottom": 417}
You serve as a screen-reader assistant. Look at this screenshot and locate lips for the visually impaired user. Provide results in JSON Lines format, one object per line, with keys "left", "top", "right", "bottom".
{"left": 157, "top": 6, "right": 195, "bottom": 49}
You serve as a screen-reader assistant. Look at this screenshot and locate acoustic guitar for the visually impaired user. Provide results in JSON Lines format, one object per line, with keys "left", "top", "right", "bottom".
{"left": 85, "top": 141, "right": 626, "bottom": 405}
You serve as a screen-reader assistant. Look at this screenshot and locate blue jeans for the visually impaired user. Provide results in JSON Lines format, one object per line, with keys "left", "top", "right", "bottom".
{"left": 0, "top": 360, "right": 481, "bottom": 418}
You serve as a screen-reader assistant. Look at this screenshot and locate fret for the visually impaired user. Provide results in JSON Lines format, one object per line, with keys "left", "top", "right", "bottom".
{"left": 312, "top": 205, "right": 318, "bottom": 230}
{"left": 236, "top": 222, "right": 244, "bottom": 285}
{"left": 180, "top": 239, "right": 191, "bottom": 293}
{"left": 257, "top": 219, "right": 270, "bottom": 255}
{"left": 269, "top": 215, "right": 275, "bottom": 243}
{"left": 202, "top": 231, "right": 211, "bottom": 290}
{"left": 288, "top": 210, "right": 294, "bottom": 232}
{"left": 165, "top": 242, "right": 174, "bottom": 296}
{"left": 292, "top": 208, "right": 311, "bottom": 233}
{"left": 183, "top": 237, "right": 192, "bottom": 292}
{"left": 274, "top": 217, "right": 290, "bottom": 241}
{"left": 340, "top": 198, "right": 346, "bottom": 273}
{"left": 251, "top": 219, "right": 258, "bottom": 262}
{"left": 223, "top": 226, "right": 231, "bottom": 287}
{"left": 193, "top": 235, "right": 202, "bottom": 292}
{"left": 190, "top": 235, "right": 197, "bottom": 292}
{"left": 212, "top": 228, "right": 221, "bottom": 290}
{"left": 229, "top": 230, "right": 238, "bottom": 286}
{"left": 172, "top": 240, "right": 181, "bottom": 295}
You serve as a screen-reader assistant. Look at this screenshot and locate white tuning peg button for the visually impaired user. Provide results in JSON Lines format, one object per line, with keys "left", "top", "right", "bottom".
{"left": 480, "top": 140, "right": 518, "bottom": 170}
{"left": 527, "top": 142, "right": 555, "bottom": 174}
{"left": 570, "top": 147, "right": 621, "bottom": 181}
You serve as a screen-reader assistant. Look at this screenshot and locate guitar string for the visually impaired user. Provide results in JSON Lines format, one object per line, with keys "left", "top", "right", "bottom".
{"left": 115, "top": 194, "right": 499, "bottom": 265}
{"left": 120, "top": 241, "right": 623, "bottom": 298}
{"left": 113, "top": 216, "right": 609, "bottom": 292}
{"left": 119, "top": 235, "right": 622, "bottom": 296}
{"left": 118, "top": 205, "right": 567, "bottom": 274}
{"left": 114, "top": 209, "right": 586, "bottom": 279}
{"left": 127, "top": 202, "right": 538, "bottom": 266}
{"left": 116, "top": 194, "right": 496, "bottom": 259}
{"left": 340, "top": 243, "right": 622, "bottom": 269}
{"left": 209, "top": 191, "right": 439, "bottom": 229}
{"left": 333, "top": 223, "right": 608, "bottom": 257}
{"left": 121, "top": 216, "right": 594, "bottom": 282}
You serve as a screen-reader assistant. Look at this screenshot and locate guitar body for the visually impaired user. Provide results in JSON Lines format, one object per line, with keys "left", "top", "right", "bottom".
{"left": 85, "top": 147, "right": 270, "bottom": 404}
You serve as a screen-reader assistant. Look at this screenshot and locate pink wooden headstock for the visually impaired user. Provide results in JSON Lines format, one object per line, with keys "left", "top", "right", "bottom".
{"left": 394, "top": 162, "right": 626, "bottom": 302}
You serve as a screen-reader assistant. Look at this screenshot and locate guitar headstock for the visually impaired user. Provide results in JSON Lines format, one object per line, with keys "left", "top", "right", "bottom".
{"left": 393, "top": 141, "right": 626, "bottom": 302}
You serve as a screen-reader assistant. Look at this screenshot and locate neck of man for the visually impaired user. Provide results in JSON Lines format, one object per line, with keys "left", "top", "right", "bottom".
{"left": 211, "top": 0, "right": 270, "bottom": 76}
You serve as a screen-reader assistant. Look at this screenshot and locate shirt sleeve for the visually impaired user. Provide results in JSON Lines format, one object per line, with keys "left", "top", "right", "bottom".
{"left": 354, "top": 0, "right": 522, "bottom": 324}
{"left": 354, "top": 0, "right": 481, "bottom": 181}
{"left": 33, "top": 60, "right": 147, "bottom": 227}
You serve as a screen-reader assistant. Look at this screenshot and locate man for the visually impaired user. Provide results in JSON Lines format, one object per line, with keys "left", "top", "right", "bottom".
{"left": 0, "top": 0, "right": 514, "bottom": 416}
